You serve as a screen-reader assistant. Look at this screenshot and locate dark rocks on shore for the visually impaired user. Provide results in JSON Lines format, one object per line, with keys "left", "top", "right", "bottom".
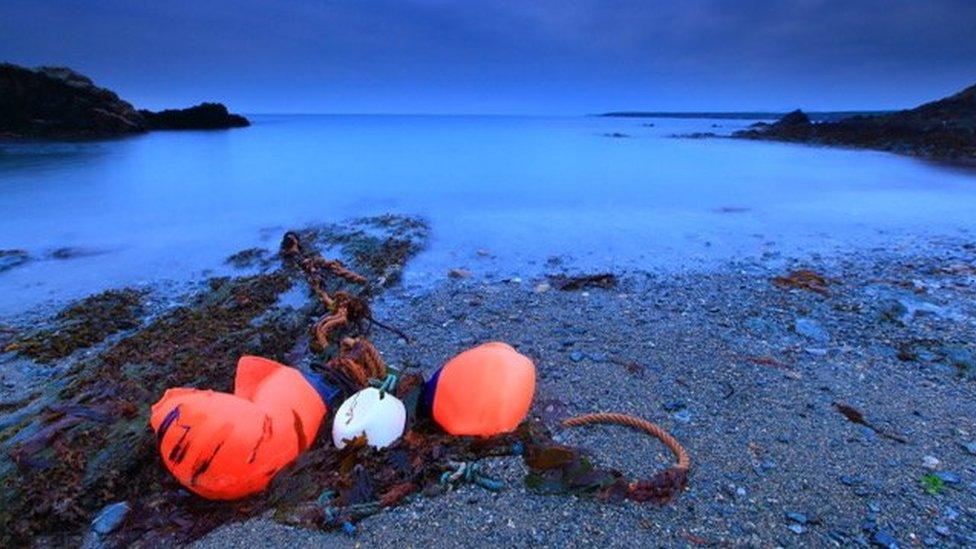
{"left": 0, "top": 62, "right": 249, "bottom": 139}
{"left": 0, "top": 249, "right": 30, "bottom": 272}
{"left": 0, "top": 64, "right": 145, "bottom": 139}
{"left": 139, "top": 102, "right": 249, "bottom": 130}
{"left": 734, "top": 83, "right": 976, "bottom": 159}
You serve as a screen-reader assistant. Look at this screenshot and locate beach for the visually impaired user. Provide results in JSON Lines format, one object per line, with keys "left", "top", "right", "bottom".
{"left": 193, "top": 234, "right": 976, "bottom": 548}
{"left": 3, "top": 219, "right": 975, "bottom": 546}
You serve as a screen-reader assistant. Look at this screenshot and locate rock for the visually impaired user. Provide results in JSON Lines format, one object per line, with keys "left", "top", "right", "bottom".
{"left": 139, "top": 102, "right": 249, "bottom": 130}
{"left": 569, "top": 351, "right": 584, "bottom": 362}
{"left": 673, "top": 410, "right": 692, "bottom": 423}
{"left": 90, "top": 501, "right": 130, "bottom": 535}
{"left": 48, "top": 247, "right": 106, "bottom": 260}
{"left": 0, "top": 249, "right": 30, "bottom": 272}
{"left": 785, "top": 511, "right": 808, "bottom": 524}
{"left": 923, "top": 455, "right": 940, "bottom": 470}
{"left": 872, "top": 529, "right": 899, "bottom": 549}
{"left": 0, "top": 62, "right": 249, "bottom": 139}
{"left": 880, "top": 295, "right": 957, "bottom": 325}
{"left": 534, "top": 282, "right": 551, "bottom": 293}
{"left": 733, "top": 81, "right": 976, "bottom": 159}
{"left": 448, "top": 269, "right": 472, "bottom": 279}
{"left": 794, "top": 317, "right": 829, "bottom": 342}
{"left": 547, "top": 273, "right": 617, "bottom": 291}
{"left": 788, "top": 524, "right": 807, "bottom": 534}
{"left": 0, "top": 63, "right": 146, "bottom": 139}
{"left": 938, "top": 346, "right": 975, "bottom": 376}
{"left": 663, "top": 400, "right": 686, "bottom": 412}
{"left": 934, "top": 471, "right": 960, "bottom": 485}
{"left": 776, "top": 109, "right": 812, "bottom": 127}
{"left": 961, "top": 441, "right": 976, "bottom": 455}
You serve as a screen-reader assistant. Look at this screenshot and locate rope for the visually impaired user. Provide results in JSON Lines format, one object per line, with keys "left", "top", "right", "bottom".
{"left": 281, "top": 232, "right": 406, "bottom": 348}
{"left": 562, "top": 412, "right": 690, "bottom": 489}
{"left": 439, "top": 461, "right": 504, "bottom": 492}
{"left": 326, "top": 337, "right": 387, "bottom": 388}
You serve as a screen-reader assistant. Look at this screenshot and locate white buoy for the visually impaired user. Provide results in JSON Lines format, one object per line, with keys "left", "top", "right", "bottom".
{"left": 332, "top": 387, "right": 406, "bottom": 449}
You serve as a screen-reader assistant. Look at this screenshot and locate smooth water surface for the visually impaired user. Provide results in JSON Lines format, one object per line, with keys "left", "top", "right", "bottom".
{"left": 2, "top": 115, "right": 975, "bottom": 315}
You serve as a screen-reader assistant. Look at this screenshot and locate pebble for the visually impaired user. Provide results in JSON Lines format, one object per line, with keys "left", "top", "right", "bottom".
{"left": 787, "top": 524, "right": 806, "bottom": 534}
{"left": 91, "top": 501, "right": 130, "bottom": 535}
{"left": 922, "top": 455, "right": 940, "bottom": 470}
{"left": 794, "top": 317, "right": 829, "bottom": 342}
{"left": 785, "top": 511, "right": 808, "bottom": 524}
{"left": 662, "top": 400, "right": 686, "bottom": 412}
{"left": 935, "top": 471, "right": 960, "bottom": 485}
{"left": 872, "top": 529, "right": 899, "bottom": 549}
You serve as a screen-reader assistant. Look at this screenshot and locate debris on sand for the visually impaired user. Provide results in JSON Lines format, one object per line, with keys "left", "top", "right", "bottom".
{"left": 833, "top": 402, "right": 906, "bottom": 444}
{"left": 772, "top": 269, "right": 832, "bottom": 296}
{"left": 0, "top": 215, "right": 429, "bottom": 546}
{"left": 547, "top": 273, "right": 617, "bottom": 291}
{"left": 0, "top": 214, "right": 693, "bottom": 546}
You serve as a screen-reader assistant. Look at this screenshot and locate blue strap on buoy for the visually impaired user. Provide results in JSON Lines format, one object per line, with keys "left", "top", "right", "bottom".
{"left": 370, "top": 366, "right": 401, "bottom": 398}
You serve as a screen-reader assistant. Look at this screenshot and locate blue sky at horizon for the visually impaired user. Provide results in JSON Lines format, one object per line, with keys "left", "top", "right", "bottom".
{"left": 2, "top": 0, "right": 975, "bottom": 115}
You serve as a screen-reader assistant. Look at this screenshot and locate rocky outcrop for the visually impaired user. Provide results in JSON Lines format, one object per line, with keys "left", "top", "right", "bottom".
{"left": 139, "top": 102, "right": 249, "bottom": 130}
{"left": 734, "top": 83, "right": 976, "bottom": 159}
{"left": 0, "top": 63, "right": 249, "bottom": 139}
{"left": 0, "top": 64, "right": 146, "bottom": 139}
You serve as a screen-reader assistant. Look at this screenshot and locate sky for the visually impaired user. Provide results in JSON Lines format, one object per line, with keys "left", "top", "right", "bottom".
{"left": 2, "top": 0, "right": 975, "bottom": 115}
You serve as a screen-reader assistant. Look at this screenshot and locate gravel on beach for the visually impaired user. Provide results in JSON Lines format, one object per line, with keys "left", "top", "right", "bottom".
{"left": 195, "top": 238, "right": 976, "bottom": 548}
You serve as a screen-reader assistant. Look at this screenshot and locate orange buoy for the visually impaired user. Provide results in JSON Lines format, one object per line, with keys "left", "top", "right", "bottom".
{"left": 149, "top": 356, "right": 327, "bottom": 500}
{"left": 425, "top": 342, "right": 536, "bottom": 436}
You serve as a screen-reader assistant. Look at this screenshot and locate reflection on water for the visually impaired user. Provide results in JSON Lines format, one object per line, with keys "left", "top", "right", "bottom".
{"left": 1, "top": 115, "right": 975, "bottom": 315}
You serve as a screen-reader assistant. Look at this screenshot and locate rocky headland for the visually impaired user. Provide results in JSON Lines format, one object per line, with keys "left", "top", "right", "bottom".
{"left": 0, "top": 63, "right": 248, "bottom": 139}
{"left": 139, "top": 103, "right": 249, "bottom": 130}
{"left": 734, "top": 83, "right": 976, "bottom": 160}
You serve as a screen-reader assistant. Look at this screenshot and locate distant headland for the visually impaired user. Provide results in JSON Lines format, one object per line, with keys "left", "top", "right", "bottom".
{"left": 732, "top": 82, "right": 976, "bottom": 159}
{"left": 0, "top": 63, "right": 249, "bottom": 139}
{"left": 599, "top": 111, "right": 891, "bottom": 122}
{"left": 602, "top": 81, "right": 976, "bottom": 160}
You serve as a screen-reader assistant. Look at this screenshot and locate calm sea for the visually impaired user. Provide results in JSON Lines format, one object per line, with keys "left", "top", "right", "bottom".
{"left": 2, "top": 114, "right": 975, "bottom": 315}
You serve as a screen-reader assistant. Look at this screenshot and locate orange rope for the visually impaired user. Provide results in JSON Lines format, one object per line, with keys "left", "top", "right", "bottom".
{"left": 563, "top": 412, "right": 690, "bottom": 472}
{"left": 326, "top": 337, "right": 388, "bottom": 388}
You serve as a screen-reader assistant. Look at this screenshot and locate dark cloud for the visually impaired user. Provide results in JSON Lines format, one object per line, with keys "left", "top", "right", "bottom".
{"left": 2, "top": 0, "right": 974, "bottom": 113}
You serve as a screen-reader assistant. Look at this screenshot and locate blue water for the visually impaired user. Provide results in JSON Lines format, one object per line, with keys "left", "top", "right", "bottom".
{"left": 2, "top": 115, "right": 975, "bottom": 316}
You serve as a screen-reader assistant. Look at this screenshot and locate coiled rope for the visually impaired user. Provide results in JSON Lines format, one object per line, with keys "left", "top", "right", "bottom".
{"left": 563, "top": 412, "right": 690, "bottom": 501}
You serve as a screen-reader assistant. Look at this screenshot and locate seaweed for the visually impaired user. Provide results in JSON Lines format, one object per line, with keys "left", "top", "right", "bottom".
{"left": 0, "top": 215, "right": 429, "bottom": 546}
{"left": 772, "top": 269, "right": 832, "bottom": 296}
{"left": 225, "top": 247, "right": 271, "bottom": 268}
{"left": 1, "top": 214, "right": 686, "bottom": 545}
{"left": 6, "top": 289, "right": 147, "bottom": 363}
{"left": 547, "top": 273, "right": 617, "bottom": 291}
